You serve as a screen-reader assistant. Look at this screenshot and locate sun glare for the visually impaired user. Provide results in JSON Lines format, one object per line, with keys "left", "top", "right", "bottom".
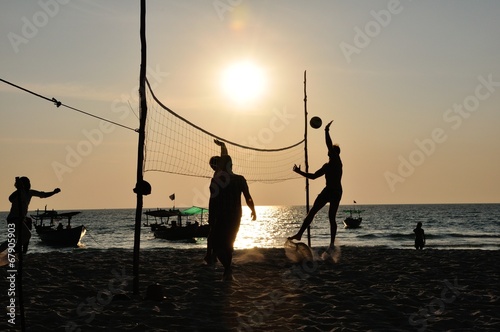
{"left": 221, "top": 61, "right": 266, "bottom": 104}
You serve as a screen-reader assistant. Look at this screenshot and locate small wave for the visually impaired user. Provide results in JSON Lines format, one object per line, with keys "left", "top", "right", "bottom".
{"left": 387, "top": 233, "right": 414, "bottom": 239}
{"left": 357, "top": 233, "right": 500, "bottom": 240}
{"left": 427, "top": 233, "right": 500, "bottom": 239}
{"left": 421, "top": 243, "right": 500, "bottom": 250}
{"left": 358, "top": 234, "right": 380, "bottom": 239}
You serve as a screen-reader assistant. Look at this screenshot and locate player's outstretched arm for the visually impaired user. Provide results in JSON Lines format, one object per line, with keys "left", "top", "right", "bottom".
{"left": 293, "top": 164, "right": 324, "bottom": 180}
{"left": 242, "top": 180, "right": 256, "bottom": 220}
{"left": 325, "top": 120, "right": 334, "bottom": 152}
{"left": 214, "top": 139, "right": 228, "bottom": 156}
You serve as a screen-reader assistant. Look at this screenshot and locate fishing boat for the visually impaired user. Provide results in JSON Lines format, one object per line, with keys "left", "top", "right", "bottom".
{"left": 343, "top": 209, "right": 363, "bottom": 228}
{"left": 31, "top": 208, "right": 86, "bottom": 246}
{"left": 144, "top": 206, "right": 209, "bottom": 240}
{"left": 143, "top": 208, "right": 181, "bottom": 231}
{"left": 178, "top": 206, "right": 210, "bottom": 238}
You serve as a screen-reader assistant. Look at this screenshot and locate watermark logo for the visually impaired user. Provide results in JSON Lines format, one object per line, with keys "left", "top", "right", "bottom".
{"left": 65, "top": 267, "right": 132, "bottom": 332}
{"left": 51, "top": 65, "right": 168, "bottom": 182}
{"left": 7, "top": 0, "right": 71, "bottom": 54}
{"left": 408, "top": 277, "right": 465, "bottom": 331}
{"left": 213, "top": 0, "right": 243, "bottom": 21}
{"left": 340, "top": 0, "right": 406, "bottom": 64}
{"left": 384, "top": 74, "right": 499, "bottom": 192}
{"left": 191, "top": 106, "right": 297, "bottom": 207}
{"left": 236, "top": 251, "right": 321, "bottom": 331}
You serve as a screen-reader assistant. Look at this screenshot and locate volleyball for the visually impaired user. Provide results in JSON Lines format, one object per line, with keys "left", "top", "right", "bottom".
{"left": 310, "top": 116, "right": 322, "bottom": 129}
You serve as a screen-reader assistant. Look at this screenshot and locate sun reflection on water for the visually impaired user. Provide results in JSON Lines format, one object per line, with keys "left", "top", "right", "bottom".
{"left": 234, "top": 205, "right": 305, "bottom": 249}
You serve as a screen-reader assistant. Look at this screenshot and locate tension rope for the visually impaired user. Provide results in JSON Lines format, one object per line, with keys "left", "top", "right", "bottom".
{"left": 0, "top": 78, "right": 137, "bottom": 132}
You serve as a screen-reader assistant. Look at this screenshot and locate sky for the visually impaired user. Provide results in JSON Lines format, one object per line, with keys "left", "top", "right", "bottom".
{"left": 1, "top": 0, "right": 499, "bottom": 211}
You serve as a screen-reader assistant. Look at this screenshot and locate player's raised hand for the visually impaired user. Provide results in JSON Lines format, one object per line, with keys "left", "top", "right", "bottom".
{"left": 214, "top": 139, "right": 225, "bottom": 146}
{"left": 325, "top": 120, "right": 333, "bottom": 131}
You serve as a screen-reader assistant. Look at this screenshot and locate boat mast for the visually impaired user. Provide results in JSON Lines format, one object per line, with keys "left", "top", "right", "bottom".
{"left": 133, "top": 0, "right": 147, "bottom": 295}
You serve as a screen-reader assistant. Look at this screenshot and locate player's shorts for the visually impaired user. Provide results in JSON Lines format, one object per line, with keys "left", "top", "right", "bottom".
{"left": 316, "top": 187, "right": 342, "bottom": 203}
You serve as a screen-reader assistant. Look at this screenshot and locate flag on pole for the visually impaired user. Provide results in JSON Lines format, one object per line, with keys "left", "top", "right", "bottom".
{"left": 169, "top": 193, "right": 175, "bottom": 201}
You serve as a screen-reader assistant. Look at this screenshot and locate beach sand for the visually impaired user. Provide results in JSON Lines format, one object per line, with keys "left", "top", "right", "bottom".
{"left": 1, "top": 247, "right": 499, "bottom": 331}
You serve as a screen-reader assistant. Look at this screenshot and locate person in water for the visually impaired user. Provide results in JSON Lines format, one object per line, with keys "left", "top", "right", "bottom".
{"left": 0, "top": 176, "right": 61, "bottom": 254}
{"left": 414, "top": 222, "right": 426, "bottom": 250}
{"left": 288, "top": 120, "right": 342, "bottom": 250}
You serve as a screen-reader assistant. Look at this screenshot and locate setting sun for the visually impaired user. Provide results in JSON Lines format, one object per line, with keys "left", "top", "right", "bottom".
{"left": 220, "top": 61, "right": 266, "bottom": 104}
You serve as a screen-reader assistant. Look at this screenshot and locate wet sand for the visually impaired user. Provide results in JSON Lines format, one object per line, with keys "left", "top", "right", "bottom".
{"left": 1, "top": 247, "right": 499, "bottom": 331}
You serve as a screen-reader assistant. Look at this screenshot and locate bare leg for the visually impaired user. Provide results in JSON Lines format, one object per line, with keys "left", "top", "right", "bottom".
{"left": 216, "top": 247, "right": 234, "bottom": 281}
{"left": 224, "top": 251, "right": 236, "bottom": 280}
{"left": 204, "top": 232, "right": 215, "bottom": 265}
{"left": 288, "top": 197, "right": 327, "bottom": 241}
{"left": 328, "top": 199, "right": 340, "bottom": 248}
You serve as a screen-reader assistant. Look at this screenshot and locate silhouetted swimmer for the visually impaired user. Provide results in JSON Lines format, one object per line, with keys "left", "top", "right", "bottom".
{"left": 288, "top": 120, "right": 342, "bottom": 250}
{"left": 414, "top": 222, "right": 426, "bottom": 250}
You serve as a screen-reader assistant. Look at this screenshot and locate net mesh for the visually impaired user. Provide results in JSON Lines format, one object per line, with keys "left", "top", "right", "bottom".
{"left": 144, "top": 79, "right": 305, "bottom": 183}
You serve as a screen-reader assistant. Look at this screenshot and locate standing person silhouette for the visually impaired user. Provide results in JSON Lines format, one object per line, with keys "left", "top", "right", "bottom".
{"left": 288, "top": 120, "right": 342, "bottom": 251}
{"left": 414, "top": 222, "right": 426, "bottom": 250}
{"left": 205, "top": 139, "right": 228, "bottom": 265}
{"left": 0, "top": 176, "right": 61, "bottom": 254}
{"left": 209, "top": 155, "right": 256, "bottom": 281}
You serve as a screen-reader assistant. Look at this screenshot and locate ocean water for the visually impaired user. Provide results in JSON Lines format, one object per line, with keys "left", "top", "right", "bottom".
{"left": 0, "top": 204, "right": 499, "bottom": 254}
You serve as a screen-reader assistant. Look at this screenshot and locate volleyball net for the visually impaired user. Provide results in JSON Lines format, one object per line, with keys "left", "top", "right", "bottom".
{"left": 144, "top": 79, "right": 305, "bottom": 183}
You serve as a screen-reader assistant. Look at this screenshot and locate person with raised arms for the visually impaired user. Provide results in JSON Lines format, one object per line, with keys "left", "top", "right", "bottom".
{"left": 0, "top": 176, "right": 61, "bottom": 254}
{"left": 288, "top": 120, "right": 343, "bottom": 252}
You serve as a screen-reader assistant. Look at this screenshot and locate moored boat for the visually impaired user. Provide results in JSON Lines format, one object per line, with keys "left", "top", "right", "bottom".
{"left": 143, "top": 208, "right": 182, "bottom": 231}
{"left": 31, "top": 209, "right": 86, "bottom": 246}
{"left": 343, "top": 209, "right": 363, "bottom": 229}
{"left": 144, "top": 206, "right": 209, "bottom": 240}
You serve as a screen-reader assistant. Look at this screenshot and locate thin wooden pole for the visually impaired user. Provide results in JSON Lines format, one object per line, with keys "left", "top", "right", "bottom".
{"left": 133, "top": 0, "right": 147, "bottom": 295}
{"left": 303, "top": 70, "right": 311, "bottom": 247}
{"left": 17, "top": 186, "right": 26, "bottom": 332}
